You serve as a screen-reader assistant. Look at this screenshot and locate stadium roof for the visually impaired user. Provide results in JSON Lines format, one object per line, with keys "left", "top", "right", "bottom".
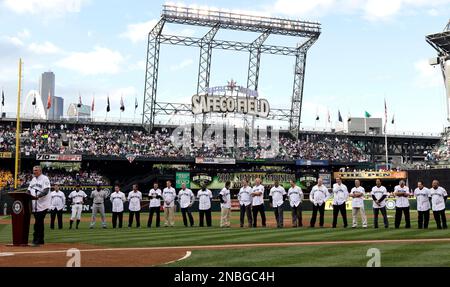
{"left": 161, "top": 4, "right": 321, "bottom": 38}
{"left": 426, "top": 20, "right": 450, "bottom": 55}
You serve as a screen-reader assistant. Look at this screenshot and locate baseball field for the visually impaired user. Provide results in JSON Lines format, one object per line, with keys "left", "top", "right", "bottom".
{"left": 1, "top": 210, "right": 450, "bottom": 267}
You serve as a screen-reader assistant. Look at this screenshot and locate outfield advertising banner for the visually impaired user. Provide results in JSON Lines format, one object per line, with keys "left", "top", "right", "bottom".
{"left": 0, "top": 152, "right": 12, "bottom": 158}
{"left": 319, "top": 173, "right": 332, "bottom": 188}
{"left": 189, "top": 172, "right": 300, "bottom": 190}
{"left": 298, "top": 174, "right": 318, "bottom": 192}
{"left": 325, "top": 199, "right": 353, "bottom": 210}
{"left": 195, "top": 157, "right": 236, "bottom": 165}
{"left": 175, "top": 172, "right": 191, "bottom": 188}
{"left": 333, "top": 171, "right": 407, "bottom": 180}
{"left": 296, "top": 159, "right": 329, "bottom": 166}
{"left": 36, "top": 154, "right": 82, "bottom": 162}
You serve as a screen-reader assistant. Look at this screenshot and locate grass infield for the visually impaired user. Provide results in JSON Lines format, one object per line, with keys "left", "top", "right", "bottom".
{"left": 0, "top": 210, "right": 449, "bottom": 266}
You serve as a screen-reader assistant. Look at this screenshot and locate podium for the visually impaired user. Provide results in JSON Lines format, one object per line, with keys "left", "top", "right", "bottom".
{"left": 8, "top": 192, "right": 33, "bottom": 246}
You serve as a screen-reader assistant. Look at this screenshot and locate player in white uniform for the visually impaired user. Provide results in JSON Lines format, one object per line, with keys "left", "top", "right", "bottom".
{"left": 288, "top": 180, "right": 304, "bottom": 227}
{"left": 68, "top": 183, "right": 87, "bottom": 229}
{"left": 414, "top": 181, "right": 431, "bottom": 229}
{"left": 309, "top": 178, "right": 330, "bottom": 228}
{"left": 28, "top": 166, "right": 51, "bottom": 246}
{"left": 251, "top": 178, "right": 266, "bottom": 228}
{"left": 371, "top": 179, "right": 389, "bottom": 228}
{"left": 147, "top": 183, "right": 162, "bottom": 228}
{"left": 393, "top": 180, "right": 411, "bottom": 229}
{"left": 49, "top": 183, "right": 66, "bottom": 229}
{"left": 110, "top": 184, "right": 126, "bottom": 228}
{"left": 238, "top": 179, "right": 253, "bottom": 228}
{"left": 269, "top": 180, "right": 287, "bottom": 228}
{"left": 162, "top": 180, "right": 176, "bottom": 227}
{"left": 178, "top": 183, "right": 195, "bottom": 227}
{"left": 430, "top": 180, "right": 448, "bottom": 229}
{"left": 331, "top": 177, "right": 349, "bottom": 228}
{"left": 349, "top": 180, "right": 367, "bottom": 228}
{"left": 218, "top": 181, "right": 232, "bottom": 228}
{"left": 127, "top": 184, "right": 142, "bottom": 228}
{"left": 197, "top": 185, "right": 213, "bottom": 227}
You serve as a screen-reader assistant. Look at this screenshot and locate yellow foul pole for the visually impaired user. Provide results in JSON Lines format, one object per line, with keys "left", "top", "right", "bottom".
{"left": 14, "top": 58, "right": 22, "bottom": 189}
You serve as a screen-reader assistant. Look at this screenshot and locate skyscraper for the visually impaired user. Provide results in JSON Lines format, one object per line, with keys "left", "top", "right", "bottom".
{"left": 39, "top": 71, "right": 63, "bottom": 120}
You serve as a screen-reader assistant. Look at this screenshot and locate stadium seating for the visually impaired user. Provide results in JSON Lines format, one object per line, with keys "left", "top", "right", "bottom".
{"left": 0, "top": 124, "right": 369, "bottom": 162}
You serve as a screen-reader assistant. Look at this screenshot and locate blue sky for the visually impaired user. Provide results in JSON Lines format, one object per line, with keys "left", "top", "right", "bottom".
{"left": 0, "top": 0, "right": 449, "bottom": 133}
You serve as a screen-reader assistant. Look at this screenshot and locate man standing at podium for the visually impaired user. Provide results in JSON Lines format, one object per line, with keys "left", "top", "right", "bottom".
{"left": 28, "top": 166, "right": 51, "bottom": 246}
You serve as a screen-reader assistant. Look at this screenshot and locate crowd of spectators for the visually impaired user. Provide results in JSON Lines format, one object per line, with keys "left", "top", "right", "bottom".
{"left": 279, "top": 136, "right": 369, "bottom": 162}
{"left": 19, "top": 169, "right": 109, "bottom": 186}
{"left": 426, "top": 129, "right": 450, "bottom": 163}
{"left": 0, "top": 170, "right": 12, "bottom": 189}
{"left": 0, "top": 124, "right": 370, "bottom": 162}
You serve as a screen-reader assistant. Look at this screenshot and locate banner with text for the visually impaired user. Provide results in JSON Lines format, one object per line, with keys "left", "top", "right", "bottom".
{"left": 176, "top": 172, "right": 191, "bottom": 189}
{"left": 333, "top": 171, "right": 408, "bottom": 180}
{"left": 36, "top": 154, "right": 82, "bottom": 162}
{"left": 195, "top": 157, "right": 236, "bottom": 165}
{"left": 0, "top": 152, "right": 12, "bottom": 158}
{"left": 295, "top": 159, "right": 329, "bottom": 166}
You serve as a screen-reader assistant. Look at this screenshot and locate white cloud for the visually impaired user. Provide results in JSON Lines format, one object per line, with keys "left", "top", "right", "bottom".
{"left": 28, "top": 41, "right": 61, "bottom": 54}
{"left": 120, "top": 20, "right": 158, "bottom": 44}
{"left": 17, "top": 29, "right": 30, "bottom": 39}
{"left": 3, "top": 0, "right": 88, "bottom": 16}
{"left": 120, "top": 19, "right": 195, "bottom": 44}
{"left": 170, "top": 59, "right": 193, "bottom": 71}
{"left": 267, "top": 0, "right": 450, "bottom": 20}
{"left": 3, "top": 36, "right": 24, "bottom": 46}
{"left": 56, "top": 46, "right": 124, "bottom": 75}
{"left": 272, "top": 0, "right": 335, "bottom": 17}
{"left": 1, "top": 29, "right": 30, "bottom": 47}
{"left": 413, "top": 59, "right": 444, "bottom": 88}
{"left": 363, "top": 0, "right": 402, "bottom": 20}
{"left": 128, "top": 60, "right": 146, "bottom": 71}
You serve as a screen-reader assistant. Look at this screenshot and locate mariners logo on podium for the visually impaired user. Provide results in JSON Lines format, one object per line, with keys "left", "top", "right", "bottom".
{"left": 12, "top": 200, "right": 23, "bottom": 215}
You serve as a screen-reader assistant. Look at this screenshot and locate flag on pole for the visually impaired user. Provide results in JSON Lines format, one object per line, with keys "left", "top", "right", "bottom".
{"left": 347, "top": 112, "right": 351, "bottom": 123}
{"left": 32, "top": 94, "right": 36, "bottom": 106}
{"left": 91, "top": 96, "right": 95, "bottom": 112}
{"left": 391, "top": 114, "right": 395, "bottom": 124}
{"left": 46, "top": 91, "right": 52, "bottom": 109}
{"left": 1, "top": 90, "right": 4, "bottom": 106}
{"left": 315, "top": 115, "right": 319, "bottom": 121}
{"left": 364, "top": 111, "right": 371, "bottom": 118}
{"left": 338, "top": 110, "right": 343, "bottom": 122}
{"left": 77, "top": 94, "right": 82, "bottom": 108}
{"left": 120, "top": 96, "right": 125, "bottom": 112}
{"left": 134, "top": 97, "right": 138, "bottom": 110}
{"left": 384, "top": 99, "right": 387, "bottom": 133}
{"left": 106, "top": 96, "right": 110, "bottom": 112}
{"left": 327, "top": 110, "right": 331, "bottom": 123}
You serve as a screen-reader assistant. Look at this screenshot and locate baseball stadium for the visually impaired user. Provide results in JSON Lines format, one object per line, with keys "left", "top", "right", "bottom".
{"left": 1, "top": 2, "right": 450, "bottom": 268}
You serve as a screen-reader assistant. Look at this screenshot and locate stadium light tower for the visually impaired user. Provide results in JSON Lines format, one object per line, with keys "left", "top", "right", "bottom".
{"left": 426, "top": 19, "right": 450, "bottom": 125}
{"left": 143, "top": 4, "right": 321, "bottom": 138}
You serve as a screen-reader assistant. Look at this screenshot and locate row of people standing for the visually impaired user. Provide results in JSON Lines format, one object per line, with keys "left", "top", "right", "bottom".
{"left": 47, "top": 183, "right": 144, "bottom": 229}
{"left": 47, "top": 177, "right": 448, "bottom": 230}
{"left": 306, "top": 177, "right": 447, "bottom": 229}
{"left": 147, "top": 181, "right": 231, "bottom": 228}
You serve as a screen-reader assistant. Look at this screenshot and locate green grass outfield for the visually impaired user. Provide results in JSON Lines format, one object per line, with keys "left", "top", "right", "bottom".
{"left": 1, "top": 210, "right": 449, "bottom": 266}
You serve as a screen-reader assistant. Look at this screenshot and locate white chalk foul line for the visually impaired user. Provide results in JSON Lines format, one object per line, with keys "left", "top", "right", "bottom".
{"left": 3, "top": 237, "right": 450, "bottom": 256}
{"left": 0, "top": 252, "right": 14, "bottom": 257}
{"left": 156, "top": 251, "right": 192, "bottom": 266}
